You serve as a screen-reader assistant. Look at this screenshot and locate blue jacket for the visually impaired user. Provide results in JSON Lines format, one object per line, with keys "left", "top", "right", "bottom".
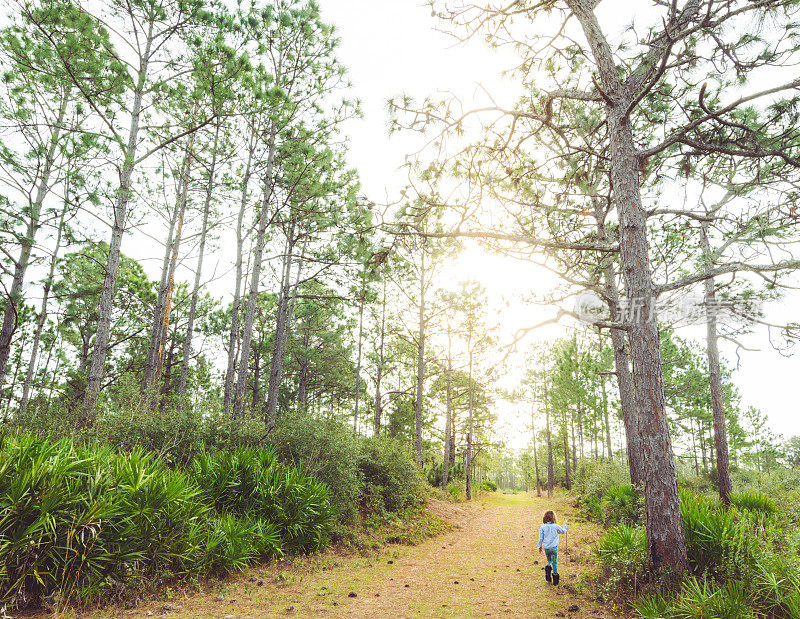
{"left": 538, "top": 522, "right": 567, "bottom": 549}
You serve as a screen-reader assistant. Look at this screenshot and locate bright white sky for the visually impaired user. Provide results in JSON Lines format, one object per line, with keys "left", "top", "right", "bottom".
{"left": 319, "top": 0, "right": 800, "bottom": 447}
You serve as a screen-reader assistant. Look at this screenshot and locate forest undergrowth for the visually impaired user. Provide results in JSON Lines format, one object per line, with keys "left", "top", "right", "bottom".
{"left": 0, "top": 408, "right": 429, "bottom": 615}
{"left": 575, "top": 461, "right": 800, "bottom": 618}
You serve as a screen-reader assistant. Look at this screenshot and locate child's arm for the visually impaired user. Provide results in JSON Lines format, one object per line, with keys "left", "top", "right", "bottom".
{"left": 557, "top": 524, "right": 567, "bottom": 535}
{"left": 538, "top": 525, "right": 544, "bottom": 551}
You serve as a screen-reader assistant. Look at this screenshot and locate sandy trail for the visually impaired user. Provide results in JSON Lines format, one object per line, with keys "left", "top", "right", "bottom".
{"left": 110, "top": 492, "right": 618, "bottom": 618}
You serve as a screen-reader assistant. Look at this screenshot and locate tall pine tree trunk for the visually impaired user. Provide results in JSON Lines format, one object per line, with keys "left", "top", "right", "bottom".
{"left": 572, "top": 1, "right": 688, "bottom": 574}
{"left": 353, "top": 290, "right": 364, "bottom": 435}
{"left": 442, "top": 328, "right": 453, "bottom": 488}
{"left": 223, "top": 143, "right": 254, "bottom": 416}
{"left": 20, "top": 204, "right": 68, "bottom": 413}
{"left": 0, "top": 99, "right": 67, "bottom": 388}
{"left": 595, "top": 201, "right": 644, "bottom": 486}
{"left": 701, "top": 223, "right": 733, "bottom": 504}
{"left": 546, "top": 390, "right": 554, "bottom": 498}
{"left": 373, "top": 279, "right": 386, "bottom": 436}
{"left": 143, "top": 147, "right": 191, "bottom": 394}
{"left": 233, "top": 128, "right": 277, "bottom": 420}
{"left": 532, "top": 403, "right": 542, "bottom": 497}
{"left": 414, "top": 248, "right": 425, "bottom": 465}
{"left": 178, "top": 121, "right": 220, "bottom": 403}
{"left": 264, "top": 231, "right": 302, "bottom": 429}
{"left": 83, "top": 28, "right": 154, "bottom": 419}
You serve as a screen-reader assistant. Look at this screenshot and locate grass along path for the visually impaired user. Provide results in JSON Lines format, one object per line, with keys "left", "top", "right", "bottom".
{"left": 98, "top": 492, "right": 620, "bottom": 618}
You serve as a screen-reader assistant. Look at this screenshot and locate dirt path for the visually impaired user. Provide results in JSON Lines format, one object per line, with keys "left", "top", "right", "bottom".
{"left": 114, "top": 492, "right": 617, "bottom": 618}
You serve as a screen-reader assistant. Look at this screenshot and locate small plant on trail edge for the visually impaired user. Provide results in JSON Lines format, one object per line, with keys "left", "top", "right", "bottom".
{"left": 593, "top": 524, "right": 647, "bottom": 597}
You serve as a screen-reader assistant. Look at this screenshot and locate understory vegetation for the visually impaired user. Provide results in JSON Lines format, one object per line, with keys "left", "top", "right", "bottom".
{"left": 0, "top": 410, "right": 427, "bottom": 612}
{"left": 576, "top": 461, "right": 800, "bottom": 618}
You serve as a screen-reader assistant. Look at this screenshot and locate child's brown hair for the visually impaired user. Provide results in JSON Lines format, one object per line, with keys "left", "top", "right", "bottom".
{"left": 543, "top": 510, "right": 556, "bottom": 524}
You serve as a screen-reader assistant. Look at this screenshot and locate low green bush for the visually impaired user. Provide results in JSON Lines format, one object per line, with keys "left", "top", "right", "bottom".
{"left": 574, "top": 460, "right": 631, "bottom": 504}
{"left": 190, "top": 445, "right": 335, "bottom": 554}
{"left": 359, "top": 437, "right": 425, "bottom": 514}
{"left": 594, "top": 524, "right": 647, "bottom": 595}
{"left": 479, "top": 480, "right": 498, "bottom": 492}
{"left": 0, "top": 434, "right": 208, "bottom": 609}
{"left": 729, "top": 490, "right": 777, "bottom": 516}
{"left": 634, "top": 578, "right": 755, "bottom": 619}
{"left": 267, "top": 413, "right": 362, "bottom": 523}
{"left": 601, "top": 484, "right": 643, "bottom": 527}
{"left": 679, "top": 490, "right": 757, "bottom": 581}
{"left": 0, "top": 432, "right": 335, "bottom": 612}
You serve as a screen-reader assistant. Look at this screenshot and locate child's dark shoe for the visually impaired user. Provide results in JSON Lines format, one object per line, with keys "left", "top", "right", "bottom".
{"left": 545, "top": 565, "right": 552, "bottom": 583}
{"left": 553, "top": 573, "right": 560, "bottom": 586}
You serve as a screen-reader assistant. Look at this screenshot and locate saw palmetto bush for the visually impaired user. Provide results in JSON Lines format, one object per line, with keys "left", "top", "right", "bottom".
{"left": 0, "top": 434, "right": 139, "bottom": 609}
{"left": 679, "top": 490, "right": 757, "bottom": 581}
{"left": 190, "top": 445, "right": 335, "bottom": 553}
{"left": 729, "top": 490, "right": 777, "bottom": 517}
{"left": 0, "top": 433, "right": 336, "bottom": 611}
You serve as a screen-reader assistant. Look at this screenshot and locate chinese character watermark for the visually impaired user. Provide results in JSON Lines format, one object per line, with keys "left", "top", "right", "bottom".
{"left": 574, "top": 290, "right": 762, "bottom": 327}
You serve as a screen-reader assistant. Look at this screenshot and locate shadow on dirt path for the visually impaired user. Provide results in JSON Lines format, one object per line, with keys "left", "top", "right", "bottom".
{"left": 112, "top": 492, "right": 620, "bottom": 618}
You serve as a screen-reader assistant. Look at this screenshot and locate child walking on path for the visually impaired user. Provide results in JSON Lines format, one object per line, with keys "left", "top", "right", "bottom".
{"left": 538, "top": 510, "right": 567, "bottom": 586}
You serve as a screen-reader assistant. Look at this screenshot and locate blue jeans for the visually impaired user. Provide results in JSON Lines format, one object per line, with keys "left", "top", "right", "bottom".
{"left": 544, "top": 547, "right": 558, "bottom": 574}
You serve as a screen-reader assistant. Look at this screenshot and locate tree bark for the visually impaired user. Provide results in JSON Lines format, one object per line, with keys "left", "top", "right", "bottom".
{"left": 19, "top": 204, "right": 68, "bottom": 413}
{"left": 353, "top": 289, "right": 364, "bottom": 435}
{"left": 152, "top": 144, "right": 192, "bottom": 393}
{"left": 143, "top": 149, "right": 190, "bottom": 394}
{"left": 373, "top": 279, "right": 386, "bottom": 436}
{"left": 414, "top": 247, "right": 426, "bottom": 465}
{"left": 701, "top": 224, "right": 733, "bottom": 505}
{"left": 568, "top": 0, "right": 688, "bottom": 576}
{"left": 443, "top": 328, "right": 453, "bottom": 488}
{"left": 223, "top": 142, "right": 255, "bottom": 416}
{"left": 595, "top": 203, "right": 645, "bottom": 486}
{"left": 264, "top": 231, "right": 305, "bottom": 429}
{"left": 546, "top": 389, "right": 554, "bottom": 498}
{"left": 178, "top": 121, "right": 220, "bottom": 404}
{"left": 233, "top": 127, "right": 277, "bottom": 420}
{"left": 532, "top": 403, "right": 542, "bottom": 497}
{"left": 563, "top": 431, "right": 572, "bottom": 491}
{"left": 83, "top": 27, "right": 154, "bottom": 419}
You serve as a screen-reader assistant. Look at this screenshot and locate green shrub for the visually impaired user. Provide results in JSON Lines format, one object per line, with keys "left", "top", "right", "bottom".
{"left": 672, "top": 578, "right": 754, "bottom": 619}
{"left": 0, "top": 432, "right": 336, "bottom": 611}
{"left": 105, "top": 447, "right": 209, "bottom": 575}
{"left": 479, "top": 480, "right": 498, "bottom": 492}
{"left": 189, "top": 445, "right": 335, "bottom": 554}
{"left": 729, "top": 490, "right": 777, "bottom": 516}
{"left": 267, "top": 413, "right": 362, "bottom": 523}
{"left": 679, "top": 490, "right": 757, "bottom": 580}
{"left": 446, "top": 482, "right": 463, "bottom": 501}
{"left": 594, "top": 524, "right": 647, "bottom": 594}
{"left": 633, "top": 579, "right": 755, "bottom": 619}
{"left": 750, "top": 552, "right": 800, "bottom": 617}
{"left": 95, "top": 405, "right": 211, "bottom": 468}
{"left": 0, "top": 434, "right": 137, "bottom": 608}
{"left": 359, "top": 437, "right": 425, "bottom": 514}
{"left": 0, "top": 434, "right": 210, "bottom": 609}
{"left": 601, "top": 484, "right": 643, "bottom": 527}
{"left": 574, "top": 460, "right": 631, "bottom": 504}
